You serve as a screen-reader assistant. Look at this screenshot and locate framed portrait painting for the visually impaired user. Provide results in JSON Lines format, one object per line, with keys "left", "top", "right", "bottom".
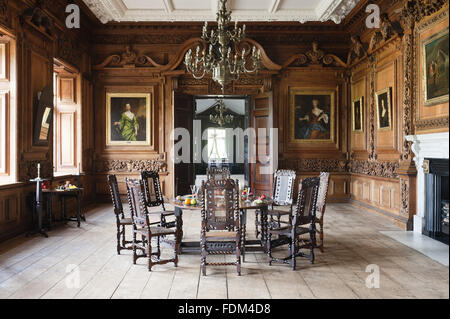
{"left": 422, "top": 27, "right": 449, "bottom": 106}
{"left": 352, "top": 96, "right": 364, "bottom": 132}
{"left": 375, "top": 88, "right": 392, "bottom": 131}
{"left": 290, "top": 89, "right": 335, "bottom": 143}
{"left": 106, "top": 93, "right": 151, "bottom": 146}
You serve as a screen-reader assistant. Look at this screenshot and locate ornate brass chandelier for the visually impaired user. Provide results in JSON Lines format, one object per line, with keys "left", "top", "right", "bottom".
{"left": 184, "top": 0, "right": 262, "bottom": 92}
{"left": 210, "top": 100, "right": 234, "bottom": 127}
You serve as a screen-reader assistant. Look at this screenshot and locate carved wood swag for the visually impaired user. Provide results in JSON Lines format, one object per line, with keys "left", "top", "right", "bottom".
{"left": 95, "top": 159, "right": 167, "bottom": 173}
{"left": 93, "top": 38, "right": 282, "bottom": 72}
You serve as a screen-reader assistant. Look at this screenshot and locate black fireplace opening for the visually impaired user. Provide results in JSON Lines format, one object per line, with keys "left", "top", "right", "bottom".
{"left": 424, "top": 158, "right": 449, "bottom": 245}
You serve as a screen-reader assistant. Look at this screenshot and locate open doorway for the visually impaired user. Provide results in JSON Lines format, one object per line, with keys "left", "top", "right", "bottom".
{"left": 193, "top": 96, "right": 251, "bottom": 189}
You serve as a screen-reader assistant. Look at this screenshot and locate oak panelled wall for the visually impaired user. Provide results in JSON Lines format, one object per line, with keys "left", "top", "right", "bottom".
{"left": 0, "top": 0, "right": 95, "bottom": 242}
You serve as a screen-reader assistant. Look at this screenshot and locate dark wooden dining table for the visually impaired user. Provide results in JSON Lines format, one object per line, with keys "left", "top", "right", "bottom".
{"left": 169, "top": 197, "right": 272, "bottom": 259}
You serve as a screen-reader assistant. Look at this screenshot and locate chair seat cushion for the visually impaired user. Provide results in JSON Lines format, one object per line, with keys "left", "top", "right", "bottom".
{"left": 267, "top": 209, "right": 291, "bottom": 216}
{"left": 205, "top": 231, "right": 238, "bottom": 241}
{"left": 136, "top": 227, "right": 176, "bottom": 236}
{"left": 120, "top": 217, "right": 133, "bottom": 225}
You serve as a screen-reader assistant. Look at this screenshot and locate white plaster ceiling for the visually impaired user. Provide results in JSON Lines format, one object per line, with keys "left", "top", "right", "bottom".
{"left": 83, "top": 0, "right": 360, "bottom": 24}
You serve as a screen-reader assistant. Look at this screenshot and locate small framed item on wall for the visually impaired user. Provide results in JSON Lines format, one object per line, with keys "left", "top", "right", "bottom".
{"left": 290, "top": 89, "right": 335, "bottom": 143}
{"left": 375, "top": 87, "right": 392, "bottom": 131}
{"left": 422, "top": 27, "right": 449, "bottom": 106}
{"left": 106, "top": 92, "right": 151, "bottom": 146}
{"left": 352, "top": 96, "right": 364, "bottom": 132}
{"left": 33, "top": 86, "right": 53, "bottom": 146}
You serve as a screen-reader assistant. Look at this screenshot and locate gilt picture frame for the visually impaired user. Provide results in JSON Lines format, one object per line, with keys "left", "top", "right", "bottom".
{"left": 375, "top": 87, "right": 392, "bottom": 131}
{"left": 422, "top": 27, "right": 449, "bottom": 106}
{"left": 106, "top": 93, "right": 151, "bottom": 146}
{"left": 290, "top": 89, "right": 335, "bottom": 143}
{"left": 352, "top": 96, "right": 364, "bottom": 132}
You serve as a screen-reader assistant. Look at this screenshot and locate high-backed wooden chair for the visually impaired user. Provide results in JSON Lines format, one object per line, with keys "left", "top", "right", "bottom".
{"left": 200, "top": 178, "right": 241, "bottom": 276}
{"left": 267, "top": 177, "right": 320, "bottom": 270}
{"left": 315, "top": 172, "right": 330, "bottom": 253}
{"left": 206, "top": 167, "right": 231, "bottom": 180}
{"left": 141, "top": 171, "right": 176, "bottom": 229}
{"left": 255, "top": 169, "right": 296, "bottom": 238}
{"left": 126, "top": 178, "right": 179, "bottom": 271}
{"left": 107, "top": 174, "right": 133, "bottom": 255}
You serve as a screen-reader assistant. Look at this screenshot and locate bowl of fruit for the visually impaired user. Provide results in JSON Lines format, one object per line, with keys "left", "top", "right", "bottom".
{"left": 252, "top": 195, "right": 267, "bottom": 205}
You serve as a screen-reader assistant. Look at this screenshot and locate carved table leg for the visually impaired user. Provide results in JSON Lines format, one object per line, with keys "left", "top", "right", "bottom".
{"left": 174, "top": 207, "right": 183, "bottom": 254}
{"left": 260, "top": 205, "right": 269, "bottom": 253}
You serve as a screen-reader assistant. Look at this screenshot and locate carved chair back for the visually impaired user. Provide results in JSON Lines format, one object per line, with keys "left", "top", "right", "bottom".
{"left": 316, "top": 172, "right": 330, "bottom": 220}
{"left": 200, "top": 179, "right": 240, "bottom": 232}
{"left": 126, "top": 178, "right": 151, "bottom": 231}
{"left": 107, "top": 174, "right": 124, "bottom": 219}
{"left": 140, "top": 170, "right": 166, "bottom": 209}
{"left": 272, "top": 169, "right": 296, "bottom": 206}
{"left": 206, "top": 167, "right": 231, "bottom": 181}
{"left": 292, "top": 177, "right": 321, "bottom": 228}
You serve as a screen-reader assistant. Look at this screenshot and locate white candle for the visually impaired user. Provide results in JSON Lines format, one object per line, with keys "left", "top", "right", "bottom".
{"left": 37, "top": 163, "right": 41, "bottom": 178}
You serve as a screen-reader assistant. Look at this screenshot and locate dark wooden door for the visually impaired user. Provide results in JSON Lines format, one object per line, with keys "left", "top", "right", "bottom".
{"left": 251, "top": 92, "right": 275, "bottom": 197}
{"left": 173, "top": 92, "right": 194, "bottom": 196}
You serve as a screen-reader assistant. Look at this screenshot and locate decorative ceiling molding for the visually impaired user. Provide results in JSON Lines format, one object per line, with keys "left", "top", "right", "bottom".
{"left": 82, "top": 0, "right": 360, "bottom": 23}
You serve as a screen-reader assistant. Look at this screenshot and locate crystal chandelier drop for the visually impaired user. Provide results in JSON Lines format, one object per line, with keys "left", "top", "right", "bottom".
{"left": 210, "top": 100, "right": 234, "bottom": 127}
{"left": 184, "top": 0, "right": 262, "bottom": 92}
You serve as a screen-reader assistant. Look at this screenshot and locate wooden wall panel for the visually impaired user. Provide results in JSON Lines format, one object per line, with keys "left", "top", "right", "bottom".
{"left": 350, "top": 75, "right": 368, "bottom": 155}
{"left": 350, "top": 174, "right": 406, "bottom": 227}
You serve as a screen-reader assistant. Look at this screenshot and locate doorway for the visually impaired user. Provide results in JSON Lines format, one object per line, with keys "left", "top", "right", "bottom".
{"left": 173, "top": 91, "right": 275, "bottom": 197}
{"left": 193, "top": 96, "right": 251, "bottom": 189}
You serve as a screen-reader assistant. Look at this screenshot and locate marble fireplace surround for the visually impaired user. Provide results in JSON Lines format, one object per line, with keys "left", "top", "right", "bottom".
{"left": 406, "top": 132, "right": 449, "bottom": 233}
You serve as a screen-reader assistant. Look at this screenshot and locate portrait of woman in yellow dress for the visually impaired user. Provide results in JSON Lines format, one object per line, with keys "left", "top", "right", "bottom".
{"left": 106, "top": 93, "right": 151, "bottom": 146}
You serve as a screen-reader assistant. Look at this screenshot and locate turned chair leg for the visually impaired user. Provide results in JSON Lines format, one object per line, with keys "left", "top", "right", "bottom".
{"left": 121, "top": 225, "right": 127, "bottom": 249}
{"left": 236, "top": 239, "right": 241, "bottom": 276}
{"left": 156, "top": 236, "right": 161, "bottom": 260}
{"left": 319, "top": 221, "right": 324, "bottom": 253}
{"left": 255, "top": 210, "right": 260, "bottom": 238}
{"left": 201, "top": 240, "right": 207, "bottom": 276}
{"left": 267, "top": 232, "right": 273, "bottom": 265}
{"left": 116, "top": 222, "right": 121, "bottom": 255}
{"left": 310, "top": 231, "right": 316, "bottom": 264}
{"left": 277, "top": 215, "right": 281, "bottom": 228}
{"left": 147, "top": 235, "right": 153, "bottom": 271}
{"left": 132, "top": 230, "right": 137, "bottom": 264}
{"left": 173, "top": 235, "right": 179, "bottom": 267}
{"left": 290, "top": 238, "right": 296, "bottom": 271}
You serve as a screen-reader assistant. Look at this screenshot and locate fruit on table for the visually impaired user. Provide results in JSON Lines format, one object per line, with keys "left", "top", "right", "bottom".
{"left": 184, "top": 198, "right": 191, "bottom": 205}
{"left": 191, "top": 198, "right": 197, "bottom": 205}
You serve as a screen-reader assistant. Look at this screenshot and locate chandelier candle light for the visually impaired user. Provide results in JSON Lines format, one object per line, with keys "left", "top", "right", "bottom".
{"left": 210, "top": 100, "right": 234, "bottom": 127}
{"left": 184, "top": 0, "right": 262, "bottom": 92}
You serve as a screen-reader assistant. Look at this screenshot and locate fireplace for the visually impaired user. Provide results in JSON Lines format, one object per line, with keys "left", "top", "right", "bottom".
{"left": 423, "top": 158, "right": 449, "bottom": 244}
